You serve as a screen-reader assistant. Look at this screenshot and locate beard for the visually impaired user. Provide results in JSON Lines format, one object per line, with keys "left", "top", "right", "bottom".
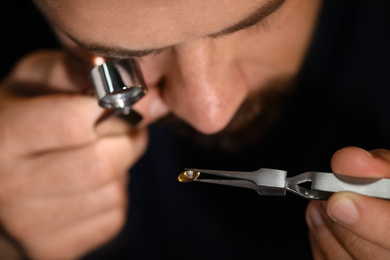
{"left": 157, "top": 75, "right": 297, "bottom": 153}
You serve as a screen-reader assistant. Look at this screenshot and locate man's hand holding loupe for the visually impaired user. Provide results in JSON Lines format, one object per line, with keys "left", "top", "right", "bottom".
{"left": 0, "top": 51, "right": 148, "bottom": 259}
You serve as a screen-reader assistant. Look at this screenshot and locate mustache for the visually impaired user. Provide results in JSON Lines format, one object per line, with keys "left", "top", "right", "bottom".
{"left": 156, "top": 75, "right": 297, "bottom": 153}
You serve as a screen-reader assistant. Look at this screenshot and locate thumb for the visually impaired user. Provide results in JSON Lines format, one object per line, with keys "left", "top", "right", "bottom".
{"left": 331, "top": 146, "right": 390, "bottom": 178}
{"left": 326, "top": 191, "right": 390, "bottom": 249}
{"left": 325, "top": 147, "right": 390, "bottom": 248}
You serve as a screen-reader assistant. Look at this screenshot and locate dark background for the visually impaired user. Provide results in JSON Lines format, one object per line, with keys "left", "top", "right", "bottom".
{"left": 2, "top": 1, "right": 390, "bottom": 259}
{"left": 0, "top": 1, "right": 59, "bottom": 79}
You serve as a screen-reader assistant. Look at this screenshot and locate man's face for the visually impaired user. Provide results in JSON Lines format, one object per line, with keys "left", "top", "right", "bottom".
{"left": 34, "top": 0, "right": 322, "bottom": 142}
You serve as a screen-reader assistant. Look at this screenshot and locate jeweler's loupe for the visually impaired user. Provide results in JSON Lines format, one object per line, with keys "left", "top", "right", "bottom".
{"left": 90, "top": 58, "right": 147, "bottom": 124}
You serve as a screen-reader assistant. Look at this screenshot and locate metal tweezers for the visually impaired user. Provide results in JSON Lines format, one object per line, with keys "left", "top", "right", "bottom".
{"left": 179, "top": 168, "right": 390, "bottom": 200}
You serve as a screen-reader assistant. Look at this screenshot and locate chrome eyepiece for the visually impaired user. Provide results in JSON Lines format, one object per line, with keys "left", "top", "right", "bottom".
{"left": 90, "top": 59, "right": 147, "bottom": 112}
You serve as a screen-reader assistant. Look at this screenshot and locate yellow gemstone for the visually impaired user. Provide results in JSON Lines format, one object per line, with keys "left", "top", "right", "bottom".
{"left": 178, "top": 170, "right": 200, "bottom": 183}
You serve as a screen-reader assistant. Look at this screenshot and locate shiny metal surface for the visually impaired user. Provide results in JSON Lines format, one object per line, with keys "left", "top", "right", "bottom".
{"left": 90, "top": 59, "right": 147, "bottom": 119}
{"left": 183, "top": 168, "right": 287, "bottom": 196}
{"left": 311, "top": 172, "right": 390, "bottom": 199}
{"left": 181, "top": 168, "right": 390, "bottom": 200}
{"left": 286, "top": 172, "right": 333, "bottom": 200}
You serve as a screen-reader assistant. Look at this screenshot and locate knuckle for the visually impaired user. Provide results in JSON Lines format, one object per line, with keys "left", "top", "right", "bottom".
{"left": 109, "top": 181, "right": 128, "bottom": 208}
{"left": 53, "top": 96, "right": 93, "bottom": 145}
{"left": 345, "top": 238, "right": 378, "bottom": 260}
{"left": 109, "top": 208, "right": 127, "bottom": 235}
{"left": 7, "top": 51, "right": 45, "bottom": 78}
{"left": 26, "top": 240, "right": 69, "bottom": 260}
{"left": 344, "top": 234, "right": 362, "bottom": 251}
{"left": 2, "top": 219, "right": 37, "bottom": 252}
{"left": 133, "top": 130, "right": 149, "bottom": 160}
{"left": 0, "top": 169, "right": 24, "bottom": 205}
{"left": 96, "top": 209, "right": 127, "bottom": 244}
{"left": 114, "top": 183, "right": 128, "bottom": 208}
{"left": 324, "top": 246, "right": 350, "bottom": 260}
{"left": 380, "top": 228, "right": 390, "bottom": 247}
{"left": 87, "top": 142, "right": 117, "bottom": 184}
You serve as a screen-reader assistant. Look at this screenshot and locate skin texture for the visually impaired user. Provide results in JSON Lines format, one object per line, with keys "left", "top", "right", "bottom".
{"left": 306, "top": 147, "right": 390, "bottom": 259}
{"left": 34, "top": 0, "right": 321, "bottom": 134}
{"left": 0, "top": 51, "right": 148, "bottom": 260}
{"left": 1, "top": 0, "right": 390, "bottom": 259}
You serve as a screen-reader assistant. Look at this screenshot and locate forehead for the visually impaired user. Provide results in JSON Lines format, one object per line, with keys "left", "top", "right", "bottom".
{"left": 35, "top": 0, "right": 273, "bottom": 50}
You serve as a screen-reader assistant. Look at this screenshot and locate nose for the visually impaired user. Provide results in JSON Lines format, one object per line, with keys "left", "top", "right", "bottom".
{"left": 159, "top": 38, "right": 249, "bottom": 134}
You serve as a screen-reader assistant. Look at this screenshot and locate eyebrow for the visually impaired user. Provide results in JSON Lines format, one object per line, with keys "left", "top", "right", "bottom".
{"left": 69, "top": 0, "right": 286, "bottom": 59}
{"left": 209, "top": 0, "right": 286, "bottom": 37}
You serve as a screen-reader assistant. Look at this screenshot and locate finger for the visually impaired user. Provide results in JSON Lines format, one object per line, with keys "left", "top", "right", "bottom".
{"left": 49, "top": 174, "right": 129, "bottom": 232}
{"left": 306, "top": 201, "right": 353, "bottom": 260}
{"left": 0, "top": 94, "right": 137, "bottom": 156}
{"left": 308, "top": 233, "right": 325, "bottom": 260}
{"left": 1, "top": 176, "right": 127, "bottom": 240}
{"left": 23, "top": 207, "right": 126, "bottom": 260}
{"left": 331, "top": 147, "right": 390, "bottom": 178}
{"left": 0, "top": 51, "right": 136, "bottom": 155}
{"left": 0, "top": 94, "right": 104, "bottom": 156}
{"left": 326, "top": 191, "right": 390, "bottom": 250}
{"left": 0, "top": 130, "right": 148, "bottom": 199}
{"left": 324, "top": 207, "right": 390, "bottom": 260}
{"left": 0, "top": 50, "right": 99, "bottom": 156}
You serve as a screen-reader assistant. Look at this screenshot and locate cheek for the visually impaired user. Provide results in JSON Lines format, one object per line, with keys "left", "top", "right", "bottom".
{"left": 234, "top": 34, "right": 304, "bottom": 93}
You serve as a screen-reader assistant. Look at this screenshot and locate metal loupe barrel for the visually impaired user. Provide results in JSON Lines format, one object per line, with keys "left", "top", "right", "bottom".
{"left": 90, "top": 59, "right": 147, "bottom": 110}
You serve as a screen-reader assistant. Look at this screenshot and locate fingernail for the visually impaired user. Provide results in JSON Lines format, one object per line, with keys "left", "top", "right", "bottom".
{"left": 309, "top": 204, "right": 325, "bottom": 228}
{"left": 329, "top": 197, "right": 359, "bottom": 225}
{"left": 363, "top": 149, "right": 375, "bottom": 158}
